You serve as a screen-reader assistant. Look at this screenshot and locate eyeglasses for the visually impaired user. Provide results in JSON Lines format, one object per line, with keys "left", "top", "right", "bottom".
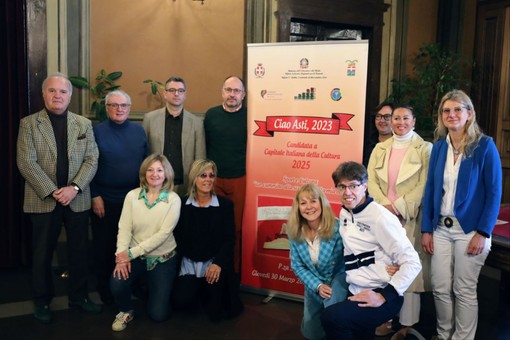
{"left": 336, "top": 183, "right": 363, "bottom": 192}
{"left": 199, "top": 173, "right": 216, "bottom": 179}
{"left": 223, "top": 87, "right": 243, "bottom": 95}
{"left": 375, "top": 114, "right": 391, "bottom": 121}
{"left": 106, "top": 103, "right": 131, "bottom": 109}
{"left": 165, "top": 88, "right": 186, "bottom": 94}
{"left": 441, "top": 107, "right": 465, "bottom": 115}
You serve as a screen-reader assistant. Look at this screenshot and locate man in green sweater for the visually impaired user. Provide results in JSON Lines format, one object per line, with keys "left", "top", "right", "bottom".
{"left": 204, "top": 75, "right": 247, "bottom": 273}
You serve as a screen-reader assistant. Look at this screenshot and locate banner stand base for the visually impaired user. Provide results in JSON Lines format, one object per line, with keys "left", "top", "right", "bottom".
{"left": 261, "top": 295, "right": 274, "bottom": 304}
{"left": 240, "top": 284, "right": 304, "bottom": 304}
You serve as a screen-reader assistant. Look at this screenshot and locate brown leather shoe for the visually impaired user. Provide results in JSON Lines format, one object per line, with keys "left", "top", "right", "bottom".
{"left": 391, "top": 332, "right": 406, "bottom": 340}
{"left": 375, "top": 320, "right": 394, "bottom": 336}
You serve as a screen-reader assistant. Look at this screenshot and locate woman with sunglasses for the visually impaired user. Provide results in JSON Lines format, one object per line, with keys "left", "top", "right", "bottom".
{"left": 172, "top": 159, "right": 244, "bottom": 322}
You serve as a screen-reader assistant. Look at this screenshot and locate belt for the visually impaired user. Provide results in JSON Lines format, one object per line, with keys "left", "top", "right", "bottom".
{"left": 439, "top": 216, "right": 458, "bottom": 228}
{"left": 161, "top": 249, "right": 177, "bottom": 259}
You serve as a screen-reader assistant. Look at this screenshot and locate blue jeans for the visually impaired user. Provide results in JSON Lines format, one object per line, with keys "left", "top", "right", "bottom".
{"left": 110, "top": 256, "right": 178, "bottom": 322}
{"left": 302, "top": 271, "right": 348, "bottom": 340}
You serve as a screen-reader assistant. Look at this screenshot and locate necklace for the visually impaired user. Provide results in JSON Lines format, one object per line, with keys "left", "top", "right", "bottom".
{"left": 451, "top": 140, "right": 461, "bottom": 156}
{"left": 449, "top": 135, "right": 462, "bottom": 156}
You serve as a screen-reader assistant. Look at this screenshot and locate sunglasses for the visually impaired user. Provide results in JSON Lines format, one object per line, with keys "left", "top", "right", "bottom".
{"left": 199, "top": 173, "right": 216, "bottom": 179}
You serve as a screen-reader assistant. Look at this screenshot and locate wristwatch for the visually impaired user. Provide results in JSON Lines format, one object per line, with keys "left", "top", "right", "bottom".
{"left": 72, "top": 184, "right": 80, "bottom": 192}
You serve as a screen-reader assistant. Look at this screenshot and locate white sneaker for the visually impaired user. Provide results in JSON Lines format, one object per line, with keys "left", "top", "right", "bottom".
{"left": 112, "top": 311, "right": 134, "bottom": 331}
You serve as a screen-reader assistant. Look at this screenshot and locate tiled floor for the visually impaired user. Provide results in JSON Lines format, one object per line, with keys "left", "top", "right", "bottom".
{"left": 0, "top": 266, "right": 508, "bottom": 340}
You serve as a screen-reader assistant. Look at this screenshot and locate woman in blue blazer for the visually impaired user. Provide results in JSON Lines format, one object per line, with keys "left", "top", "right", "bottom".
{"left": 421, "top": 90, "right": 502, "bottom": 340}
{"left": 287, "top": 184, "right": 347, "bottom": 340}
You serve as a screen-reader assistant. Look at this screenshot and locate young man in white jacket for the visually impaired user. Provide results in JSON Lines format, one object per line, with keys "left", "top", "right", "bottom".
{"left": 321, "top": 161, "right": 422, "bottom": 340}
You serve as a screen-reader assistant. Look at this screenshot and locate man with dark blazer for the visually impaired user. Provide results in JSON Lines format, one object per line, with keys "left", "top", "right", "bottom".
{"left": 16, "top": 73, "right": 101, "bottom": 323}
{"left": 143, "top": 76, "right": 206, "bottom": 196}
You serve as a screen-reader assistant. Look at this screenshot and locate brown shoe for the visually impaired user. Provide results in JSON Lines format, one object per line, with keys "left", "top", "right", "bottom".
{"left": 375, "top": 320, "right": 394, "bottom": 336}
{"left": 391, "top": 332, "right": 406, "bottom": 340}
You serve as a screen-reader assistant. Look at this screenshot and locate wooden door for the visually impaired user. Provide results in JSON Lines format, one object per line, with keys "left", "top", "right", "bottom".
{"left": 473, "top": 1, "right": 510, "bottom": 203}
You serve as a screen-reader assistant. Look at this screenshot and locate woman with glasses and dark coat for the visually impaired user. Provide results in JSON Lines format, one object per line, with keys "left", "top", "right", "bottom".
{"left": 362, "top": 102, "right": 394, "bottom": 167}
{"left": 172, "top": 159, "right": 244, "bottom": 322}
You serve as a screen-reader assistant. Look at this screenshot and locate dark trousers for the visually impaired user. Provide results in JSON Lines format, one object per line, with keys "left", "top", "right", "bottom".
{"left": 172, "top": 272, "right": 244, "bottom": 321}
{"left": 321, "top": 293, "right": 404, "bottom": 340}
{"left": 110, "top": 256, "right": 178, "bottom": 322}
{"left": 172, "top": 274, "right": 225, "bottom": 318}
{"left": 90, "top": 201, "right": 123, "bottom": 295}
{"left": 29, "top": 205, "right": 90, "bottom": 306}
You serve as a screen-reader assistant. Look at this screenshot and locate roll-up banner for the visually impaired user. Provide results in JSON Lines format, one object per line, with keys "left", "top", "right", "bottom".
{"left": 241, "top": 40, "right": 368, "bottom": 299}
{"left": 242, "top": 41, "right": 369, "bottom": 299}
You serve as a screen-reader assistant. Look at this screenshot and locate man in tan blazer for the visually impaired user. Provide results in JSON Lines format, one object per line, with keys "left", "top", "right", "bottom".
{"left": 143, "top": 76, "right": 206, "bottom": 196}
{"left": 16, "top": 73, "right": 100, "bottom": 323}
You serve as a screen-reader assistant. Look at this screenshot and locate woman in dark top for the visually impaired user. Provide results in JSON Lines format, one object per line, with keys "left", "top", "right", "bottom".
{"left": 172, "top": 159, "right": 243, "bottom": 322}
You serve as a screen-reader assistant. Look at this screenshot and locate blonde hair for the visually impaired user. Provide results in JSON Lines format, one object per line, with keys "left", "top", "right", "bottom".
{"left": 139, "top": 154, "right": 174, "bottom": 193}
{"left": 286, "top": 184, "right": 337, "bottom": 242}
{"left": 435, "top": 89, "right": 483, "bottom": 156}
{"left": 187, "top": 159, "right": 217, "bottom": 200}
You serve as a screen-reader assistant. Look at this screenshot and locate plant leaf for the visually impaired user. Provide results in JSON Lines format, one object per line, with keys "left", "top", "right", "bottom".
{"left": 69, "top": 76, "right": 89, "bottom": 89}
{"left": 107, "top": 71, "right": 123, "bottom": 81}
{"left": 151, "top": 83, "right": 159, "bottom": 94}
{"left": 105, "top": 85, "right": 121, "bottom": 92}
{"left": 95, "top": 83, "right": 106, "bottom": 92}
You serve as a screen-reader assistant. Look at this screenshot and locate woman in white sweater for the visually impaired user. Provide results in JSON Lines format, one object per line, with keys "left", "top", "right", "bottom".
{"left": 110, "top": 154, "right": 181, "bottom": 331}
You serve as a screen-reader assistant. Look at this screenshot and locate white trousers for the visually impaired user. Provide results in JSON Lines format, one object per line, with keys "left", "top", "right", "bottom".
{"left": 431, "top": 221, "right": 491, "bottom": 340}
{"left": 399, "top": 292, "right": 420, "bottom": 326}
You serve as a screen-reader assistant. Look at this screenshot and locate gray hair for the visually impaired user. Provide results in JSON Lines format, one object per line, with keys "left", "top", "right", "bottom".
{"left": 105, "top": 90, "right": 131, "bottom": 104}
{"left": 42, "top": 72, "right": 73, "bottom": 96}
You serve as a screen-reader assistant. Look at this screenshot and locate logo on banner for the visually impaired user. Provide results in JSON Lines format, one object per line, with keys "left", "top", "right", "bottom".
{"left": 294, "top": 87, "right": 315, "bottom": 100}
{"left": 346, "top": 59, "right": 358, "bottom": 76}
{"left": 300, "top": 58, "right": 309, "bottom": 69}
{"left": 255, "top": 63, "right": 265, "bottom": 78}
{"left": 253, "top": 113, "right": 354, "bottom": 137}
{"left": 330, "top": 88, "right": 342, "bottom": 101}
{"left": 260, "top": 90, "right": 283, "bottom": 101}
